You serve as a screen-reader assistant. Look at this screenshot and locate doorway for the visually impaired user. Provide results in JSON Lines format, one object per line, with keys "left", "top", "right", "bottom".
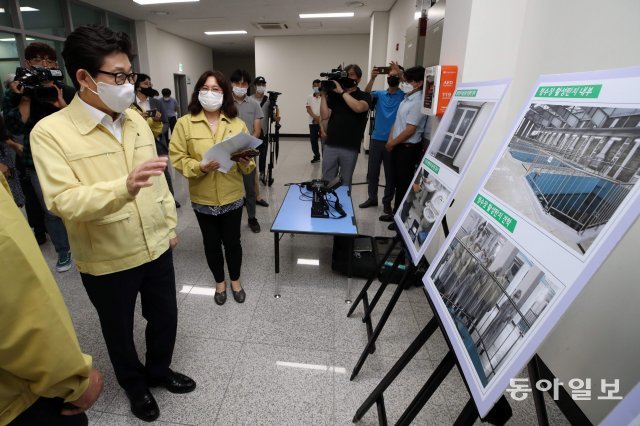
{"left": 173, "top": 74, "right": 188, "bottom": 116}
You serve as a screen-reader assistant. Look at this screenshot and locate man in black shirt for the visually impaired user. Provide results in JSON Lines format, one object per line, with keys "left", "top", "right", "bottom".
{"left": 320, "top": 64, "right": 371, "bottom": 186}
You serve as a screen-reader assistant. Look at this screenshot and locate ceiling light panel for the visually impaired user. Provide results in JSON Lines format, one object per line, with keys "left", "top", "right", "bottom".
{"left": 299, "top": 12, "right": 354, "bottom": 19}
{"left": 133, "top": 0, "right": 199, "bottom": 5}
{"left": 204, "top": 30, "right": 247, "bottom": 35}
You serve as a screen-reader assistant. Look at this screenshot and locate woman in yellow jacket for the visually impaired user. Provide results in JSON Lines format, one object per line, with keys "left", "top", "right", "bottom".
{"left": 170, "top": 70, "right": 255, "bottom": 306}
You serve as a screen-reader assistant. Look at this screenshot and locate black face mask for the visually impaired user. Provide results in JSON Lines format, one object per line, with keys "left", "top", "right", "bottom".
{"left": 387, "top": 76, "right": 400, "bottom": 87}
{"left": 140, "top": 87, "right": 155, "bottom": 97}
{"left": 339, "top": 77, "right": 358, "bottom": 89}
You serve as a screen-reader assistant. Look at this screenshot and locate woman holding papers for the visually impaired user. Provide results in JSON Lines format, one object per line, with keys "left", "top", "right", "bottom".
{"left": 170, "top": 70, "right": 255, "bottom": 306}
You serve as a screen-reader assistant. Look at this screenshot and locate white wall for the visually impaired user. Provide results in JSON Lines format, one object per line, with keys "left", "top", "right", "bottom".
{"left": 385, "top": 0, "right": 417, "bottom": 65}
{"left": 435, "top": 0, "right": 640, "bottom": 422}
{"left": 135, "top": 21, "right": 213, "bottom": 102}
{"left": 255, "top": 35, "right": 370, "bottom": 135}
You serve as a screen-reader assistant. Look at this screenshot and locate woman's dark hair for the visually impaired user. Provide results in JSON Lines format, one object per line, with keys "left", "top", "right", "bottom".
{"left": 404, "top": 66, "right": 426, "bottom": 84}
{"left": 62, "top": 25, "right": 133, "bottom": 90}
{"left": 25, "top": 42, "right": 57, "bottom": 61}
{"left": 188, "top": 70, "right": 237, "bottom": 118}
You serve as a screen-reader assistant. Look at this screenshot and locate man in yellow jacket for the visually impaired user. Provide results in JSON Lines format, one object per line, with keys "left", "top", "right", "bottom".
{"left": 0, "top": 178, "right": 103, "bottom": 425}
{"left": 30, "top": 26, "right": 195, "bottom": 422}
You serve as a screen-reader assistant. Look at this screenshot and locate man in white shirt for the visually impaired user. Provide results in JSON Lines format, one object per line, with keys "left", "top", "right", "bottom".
{"left": 305, "top": 79, "right": 322, "bottom": 163}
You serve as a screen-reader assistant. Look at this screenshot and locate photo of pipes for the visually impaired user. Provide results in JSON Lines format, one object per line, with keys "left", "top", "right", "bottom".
{"left": 431, "top": 209, "right": 562, "bottom": 387}
{"left": 485, "top": 104, "right": 640, "bottom": 255}
{"left": 399, "top": 167, "right": 451, "bottom": 253}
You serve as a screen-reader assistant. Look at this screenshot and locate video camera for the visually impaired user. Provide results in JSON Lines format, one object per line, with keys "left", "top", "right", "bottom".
{"left": 287, "top": 177, "right": 345, "bottom": 218}
{"left": 319, "top": 65, "right": 356, "bottom": 92}
{"left": 14, "top": 66, "right": 64, "bottom": 101}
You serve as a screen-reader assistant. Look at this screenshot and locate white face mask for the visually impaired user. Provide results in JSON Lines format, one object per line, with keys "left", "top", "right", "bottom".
{"left": 198, "top": 91, "right": 223, "bottom": 112}
{"left": 400, "top": 82, "right": 414, "bottom": 94}
{"left": 232, "top": 86, "right": 247, "bottom": 97}
{"left": 256, "top": 85, "right": 266, "bottom": 94}
{"left": 313, "top": 87, "right": 320, "bottom": 94}
{"left": 87, "top": 75, "right": 134, "bottom": 113}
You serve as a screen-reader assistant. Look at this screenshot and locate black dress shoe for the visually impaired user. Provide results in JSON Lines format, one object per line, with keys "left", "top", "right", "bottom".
{"left": 358, "top": 199, "right": 378, "bottom": 208}
{"left": 231, "top": 287, "right": 246, "bottom": 303}
{"left": 310, "top": 157, "right": 320, "bottom": 164}
{"left": 214, "top": 288, "right": 227, "bottom": 305}
{"left": 149, "top": 370, "right": 196, "bottom": 394}
{"left": 125, "top": 388, "right": 159, "bottom": 422}
{"left": 379, "top": 213, "right": 394, "bottom": 222}
{"left": 383, "top": 203, "right": 392, "bottom": 215}
{"left": 256, "top": 199, "right": 269, "bottom": 207}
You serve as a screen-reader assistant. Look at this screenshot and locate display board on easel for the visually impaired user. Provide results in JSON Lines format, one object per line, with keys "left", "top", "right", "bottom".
{"left": 394, "top": 79, "right": 511, "bottom": 265}
{"left": 422, "top": 67, "right": 640, "bottom": 417}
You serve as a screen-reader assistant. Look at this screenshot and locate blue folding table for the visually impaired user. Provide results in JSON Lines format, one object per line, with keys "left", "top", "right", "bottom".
{"left": 270, "top": 185, "right": 358, "bottom": 302}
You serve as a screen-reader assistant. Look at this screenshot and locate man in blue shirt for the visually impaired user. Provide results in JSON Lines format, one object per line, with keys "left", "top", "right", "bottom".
{"left": 359, "top": 64, "right": 405, "bottom": 214}
{"left": 379, "top": 66, "right": 428, "bottom": 225}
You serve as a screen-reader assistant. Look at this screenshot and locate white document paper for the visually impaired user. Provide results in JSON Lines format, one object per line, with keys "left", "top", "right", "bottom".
{"left": 201, "top": 132, "right": 262, "bottom": 173}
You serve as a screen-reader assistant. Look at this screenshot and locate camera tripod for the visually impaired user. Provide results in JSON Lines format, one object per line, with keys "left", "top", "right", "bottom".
{"left": 263, "top": 91, "right": 281, "bottom": 187}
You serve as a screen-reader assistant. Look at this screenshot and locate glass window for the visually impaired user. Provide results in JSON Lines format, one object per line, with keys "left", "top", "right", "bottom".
{"left": 0, "top": 32, "right": 20, "bottom": 91}
{"left": 71, "top": 2, "right": 103, "bottom": 28}
{"left": 22, "top": 0, "right": 66, "bottom": 37}
{"left": 108, "top": 14, "right": 134, "bottom": 38}
{"left": 0, "top": 0, "right": 13, "bottom": 27}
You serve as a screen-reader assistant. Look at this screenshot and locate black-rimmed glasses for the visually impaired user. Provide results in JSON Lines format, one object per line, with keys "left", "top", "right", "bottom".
{"left": 96, "top": 70, "right": 138, "bottom": 85}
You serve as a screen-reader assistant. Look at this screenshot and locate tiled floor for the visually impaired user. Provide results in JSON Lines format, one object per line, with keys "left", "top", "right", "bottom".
{"left": 40, "top": 138, "right": 571, "bottom": 425}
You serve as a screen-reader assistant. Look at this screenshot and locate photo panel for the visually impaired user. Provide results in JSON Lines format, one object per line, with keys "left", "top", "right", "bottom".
{"left": 485, "top": 103, "right": 640, "bottom": 256}
{"left": 430, "top": 209, "right": 563, "bottom": 387}
{"left": 396, "top": 166, "right": 452, "bottom": 263}
{"left": 394, "top": 80, "right": 511, "bottom": 266}
{"left": 421, "top": 67, "right": 640, "bottom": 417}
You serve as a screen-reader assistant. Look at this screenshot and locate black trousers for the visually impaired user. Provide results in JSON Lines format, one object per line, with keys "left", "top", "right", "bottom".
{"left": 195, "top": 207, "right": 243, "bottom": 283}
{"left": 9, "top": 397, "right": 87, "bottom": 426}
{"left": 155, "top": 137, "right": 175, "bottom": 196}
{"left": 81, "top": 249, "right": 177, "bottom": 393}
{"left": 392, "top": 143, "right": 422, "bottom": 213}
{"left": 309, "top": 124, "right": 321, "bottom": 158}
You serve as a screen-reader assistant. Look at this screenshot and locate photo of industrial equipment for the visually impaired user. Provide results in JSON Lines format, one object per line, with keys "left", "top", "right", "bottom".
{"left": 431, "top": 209, "right": 562, "bottom": 386}
{"left": 485, "top": 104, "right": 640, "bottom": 254}
{"left": 399, "top": 167, "right": 451, "bottom": 253}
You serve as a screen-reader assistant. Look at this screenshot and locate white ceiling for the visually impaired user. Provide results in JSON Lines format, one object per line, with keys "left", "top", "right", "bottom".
{"left": 79, "top": 0, "right": 399, "bottom": 54}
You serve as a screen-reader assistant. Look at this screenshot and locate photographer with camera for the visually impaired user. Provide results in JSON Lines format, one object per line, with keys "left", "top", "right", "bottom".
{"left": 359, "top": 62, "right": 405, "bottom": 215}
{"left": 320, "top": 64, "right": 371, "bottom": 187}
{"left": 3, "top": 42, "right": 73, "bottom": 272}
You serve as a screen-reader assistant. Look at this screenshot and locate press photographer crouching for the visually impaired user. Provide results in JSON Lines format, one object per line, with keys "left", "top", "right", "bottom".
{"left": 320, "top": 64, "right": 372, "bottom": 187}
{"left": 3, "top": 42, "right": 73, "bottom": 272}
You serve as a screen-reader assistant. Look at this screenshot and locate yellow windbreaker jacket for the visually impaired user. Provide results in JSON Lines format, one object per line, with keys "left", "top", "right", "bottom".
{"left": 170, "top": 111, "right": 255, "bottom": 206}
{"left": 30, "top": 95, "right": 177, "bottom": 275}
{"left": 0, "top": 185, "right": 91, "bottom": 425}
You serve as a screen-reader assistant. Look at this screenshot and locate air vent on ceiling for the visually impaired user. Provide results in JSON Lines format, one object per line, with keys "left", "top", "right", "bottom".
{"left": 253, "top": 22, "right": 289, "bottom": 30}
